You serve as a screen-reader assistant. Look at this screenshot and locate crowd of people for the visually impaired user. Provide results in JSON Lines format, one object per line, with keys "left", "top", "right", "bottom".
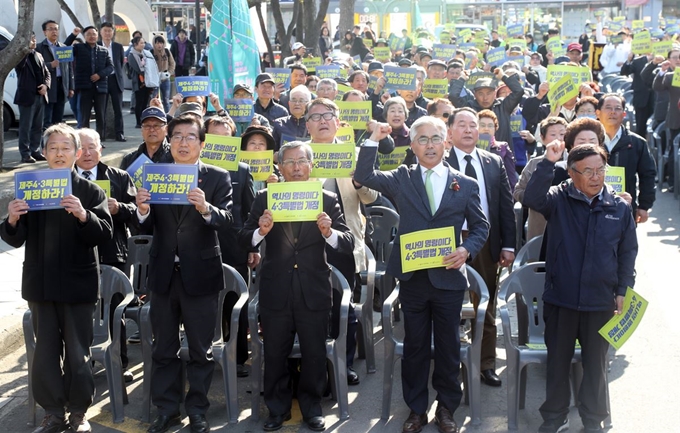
{"left": 4, "top": 14, "right": 678, "bottom": 433}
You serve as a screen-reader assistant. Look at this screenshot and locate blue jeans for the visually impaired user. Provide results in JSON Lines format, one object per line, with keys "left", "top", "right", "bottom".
{"left": 159, "top": 79, "right": 171, "bottom": 113}
{"left": 18, "top": 96, "right": 45, "bottom": 158}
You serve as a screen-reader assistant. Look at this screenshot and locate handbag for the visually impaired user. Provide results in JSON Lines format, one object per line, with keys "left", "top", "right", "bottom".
{"left": 142, "top": 50, "right": 161, "bottom": 88}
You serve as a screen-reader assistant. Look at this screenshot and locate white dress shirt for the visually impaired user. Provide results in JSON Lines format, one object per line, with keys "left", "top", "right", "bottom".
{"left": 419, "top": 160, "right": 448, "bottom": 212}
{"left": 452, "top": 147, "right": 489, "bottom": 228}
{"left": 604, "top": 126, "right": 623, "bottom": 153}
{"left": 77, "top": 166, "right": 98, "bottom": 180}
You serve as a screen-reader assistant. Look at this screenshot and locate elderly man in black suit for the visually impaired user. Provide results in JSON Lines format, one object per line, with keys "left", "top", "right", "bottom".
{"left": 1, "top": 123, "right": 112, "bottom": 433}
{"left": 354, "top": 116, "right": 489, "bottom": 433}
{"left": 136, "top": 115, "right": 233, "bottom": 433}
{"left": 36, "top": 20, "right": 74, "bottom": 129}
{"left": 98, "top": 22, "right": 127, "bottom": 142}
{"left": 76, "top": 128, "right": 137, "bottom": 382}
{"left": 239, "top": 141, "right": 354, "bottom": 432}
{"left": 15, "top": 32, "right": 50, "bottom": 164}
{"left": 445, "top": 107, "right": 516, "bottom": 387}
{"left": 64, "top": 26, "right": 113, "bottom": 137}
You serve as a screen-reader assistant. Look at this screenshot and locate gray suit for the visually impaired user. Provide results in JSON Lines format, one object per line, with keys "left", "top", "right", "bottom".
{"left": 354, "top": 144, "right": 489, "bottom": 415}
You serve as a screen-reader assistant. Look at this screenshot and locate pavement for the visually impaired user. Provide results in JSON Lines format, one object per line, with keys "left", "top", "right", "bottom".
{"left": 0, "top": 129, "right": 679, "bottom": 431}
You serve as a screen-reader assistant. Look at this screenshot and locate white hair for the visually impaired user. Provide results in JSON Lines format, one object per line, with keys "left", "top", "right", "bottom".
{"left": 409, "top": 116, "right": 447, "bottom": 142}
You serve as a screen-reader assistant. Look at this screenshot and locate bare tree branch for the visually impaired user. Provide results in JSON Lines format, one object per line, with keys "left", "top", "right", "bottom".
{"left": 56, "top": 0, "right": 84, "bottom": 29}
{"left": 87, "top": 0, "right": 102, "bottom": 28}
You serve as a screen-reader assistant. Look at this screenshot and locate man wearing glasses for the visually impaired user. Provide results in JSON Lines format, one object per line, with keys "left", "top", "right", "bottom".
{"left": 36, "top": 20, "right": 74, "bottom": 130}
{"left": 239, "top": 140, "right": 354, "bottom": 432}
{"left": 119, "top": 107, "right": 174, "bottom": 170}
{"left": 595, "top": 93, "right": 656, "bottom": 223}
{"left": 355, "top": 116, "right": 489, "bottom": 433}
{"left": 524, "top": 142, "right": 638, "bottom": 433}
{"left": 272, "top": 85, "right": 311, "bottom": 149}
{"left": 136, "top": 115, "right": 233, "bottom": 433}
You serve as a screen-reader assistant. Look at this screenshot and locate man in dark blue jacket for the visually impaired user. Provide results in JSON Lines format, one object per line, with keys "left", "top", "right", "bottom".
{"left": 524, "top": 142, "right": 638, "bottom": 433}
{"left": 64, "top": 26, "right": 113, "bottom": 138}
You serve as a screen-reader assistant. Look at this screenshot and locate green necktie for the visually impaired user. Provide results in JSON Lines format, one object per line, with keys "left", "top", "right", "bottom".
{"left": 425, "top": 169, "right": 436, "bottom": 215}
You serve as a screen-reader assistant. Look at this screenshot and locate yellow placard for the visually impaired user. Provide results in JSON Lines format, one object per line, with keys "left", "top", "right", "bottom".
{"left": 547, "top": 36, "right": 566, "bottom": 57}
{"left": 240, "top": 150, "right": 274, "bottom": 182}
{"left": 506, "top": 38, "right": 528, "bottom": 50}
{"left": 632, "top": 31, "right": 652, "bottom": 55}
{"left": 336, "top": 101, "right": 372, "bottom": 129}
{"left": 200, "top": 134, "right": 241, "bottom": 171}
{"left": 673, "top": 70, "right": 680, "bottom": 88}
{"left": 598, "top": 288, "right": 648, "bottom": 350}
{"left": 605, "top": 166, "right": 625, "bottom": 193}
{"left": 267, "top": 180, "right": 323, "bottom": 222}
{"left": 400, "top": 227, "right": 455, "bottom": 273}
{"left": 458, "top": 28, "right": 472, "bottom": 41}
{"left": 546, "top": 65, "right": 592, "bottom": 86}
{"left": 547, "top": 75, "right": 578, "bottom": 111}
{"left": 422, "top": 78, "right": 449, "bottom": 99}
{"left": 335, "top": 84, "right": 353, "bottom": 101}
{"left": 374, "top": 46, "right": 391, "bottom": 62}
{"left": 363, "top": 38, "right": 374, "bottom": 48}
{"left": 92, "top": 180, "right": 110, "bottom": 198}
{"left": 301, "top": 56, "right": 322, "bottom": 73}
{"left": 377, "top": 146, "right": 409, "bottom": 170}
{"left": 498, "top": 25, "right": 507, "bottom": 38}
{"left": 652, "top": 41, "right": 673, "bottom": 57}
{"left": 310, "top": 143, "right": 356, "bottom": 178}
{"left": 336, "top": 125, "right": 355, "bottom": 143}
{"left": 632, "top": 20, "right": 644, "bottom": 30}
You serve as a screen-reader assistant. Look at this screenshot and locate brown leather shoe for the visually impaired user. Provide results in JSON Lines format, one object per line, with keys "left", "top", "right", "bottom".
{"left": 402, "top": 411, "right": 427, "bottom": 433}
{"left": 434, "top": 405, "right": 459, "bottom": 433}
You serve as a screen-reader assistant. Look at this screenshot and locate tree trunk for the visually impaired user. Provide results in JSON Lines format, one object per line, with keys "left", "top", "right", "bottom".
{"left": 56, "top": 0, "right": 84, "bottom": 30}
{"left": 254, "top": 1, "right": 274, "bottom": 72}
{"left": 270, "top": 0, "right": 299, "bottom": 67}
{"left": 296, "top": 0, "right": 304, "bottom": 49}
{"left": 339, "top": 0, "right": 355, "bottom": 37}
{"left": 105, "top": 0, "right": 116, "bottom": 24}
{"left": 87, "top": 0, "right": 102, "bottom": 29}
{"left": 303, "top": 0, "right": 329, "bottom": 57}
{"left": 0, "top": 0, "right": 36, "bottom": 167}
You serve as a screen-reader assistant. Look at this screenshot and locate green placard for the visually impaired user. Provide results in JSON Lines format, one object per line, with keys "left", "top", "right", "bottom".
{"left": 374, "top": 46, "right": 391, "bottom": 62}
{"left": 547, "top": 37, "right": 566, "bottom": 57}
{"left": 632, "top": 31, "right": 652, "bottom": 55}
{"left": 240, "top": 150, "right": 274, "bottom": 181}
{"left": 200, "top": 134, "right": 241, "bottom": 171}
{"left": 547, "top": 75, "right": 578, "bottom": 111}
{"left": 267, "top": 180, "right": 323, "bottom": 222}
{"left": 377, "top": 146, "right": 409, "bottom": 170}
{"left": 400, "top": 227, "right": 455, "bottom": 273}
{"left": 310, "top": 143, "right": 356, "bottom": 178}
{"left": 605, "top": 166, "right": 625, "bottom": 193}
{"left": 92, "top": 180, "right": 110, "bottom": 198}
{"left": 422, "top": 78, "right": 449, "bottom": 99}
{"left": 301, "top": 56, "right": 322, "bottom": 73}
{"left": 336, "top": 101, "right": 373, "bottom": 129}
{"left": 598, "top": 288, "right": 648, "bottom": 350}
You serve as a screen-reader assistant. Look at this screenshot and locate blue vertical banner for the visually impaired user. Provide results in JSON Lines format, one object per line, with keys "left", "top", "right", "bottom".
{"left": 209, "top": 0, "right": 262, "bottom": 101}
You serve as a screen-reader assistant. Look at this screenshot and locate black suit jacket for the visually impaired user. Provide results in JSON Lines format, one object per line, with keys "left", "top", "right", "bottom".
{"left": 36, "top": 39, "right": 74, "bottom": 102}
{"left": 238, "top": 189, "right": 354, "bottom": 311}
{"left": 446, "top": 148, "right": 516, "bottom": 263}
{"left": 14, "top": 51, "right": 50, "bottom": 106}
{"left": 64, "top": 33, "right": 113, "bottom": 92}
{"left": 98, "top": 40, "right": 125, "bottom": 92}
{"left": 620, "top": 55, "right": 654, "bottom": 108}
{"left": 94, "top": 162, "right": 137, "bottom": 264}
{"left": 219, "top": 162, "right": 256, "bottom": 267}
{"left": 0, "top": 171, "right": 112, "bottom": 304}
{"left": 139, "top": 162, "right": 233, "bottom": 296}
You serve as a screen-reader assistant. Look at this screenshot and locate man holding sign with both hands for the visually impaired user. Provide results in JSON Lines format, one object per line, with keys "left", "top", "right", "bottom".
{"left": 354, "top": 116, "right": 489, "bottom": 433}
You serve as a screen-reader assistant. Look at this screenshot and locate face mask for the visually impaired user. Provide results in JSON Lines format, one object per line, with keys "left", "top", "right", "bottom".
{"left": 577, "top": 113, "right": 597, "bottom": 119}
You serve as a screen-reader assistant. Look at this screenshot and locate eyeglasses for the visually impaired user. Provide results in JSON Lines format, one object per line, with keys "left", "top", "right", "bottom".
{"left": 281, "top": 158, "right": 311, "bottom": 167}
{"left": 142, "top": 124, "right": 166, "bottom": 130}
{"left": 46, "top": 27, "right": 59, "bottom": 32}
{"left": 290, "top": 99, "right": 309, "bottom": 105}
{"left": 170, "top": 134, "right": 200, "bottom": 144}
{"left": 415, "top": 135, "right": 444, "bottom": 146}
{"left": 571, "top": 166, "right": 607, "bottom": 178}
{"left": 307, "top": 112, "right": 336, "bottom": 122}
{"left": 600, "top": 106, "right": 624, "bottom": 113}
{"left": 441, "top": 112, "right": 451, "bottom": 118}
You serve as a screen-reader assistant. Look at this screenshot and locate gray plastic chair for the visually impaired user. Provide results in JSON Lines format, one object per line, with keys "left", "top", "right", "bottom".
{"left": 381, "top": 266, "right": 489, "bottom": 426}
{"left": 513, "top": 201, "right": 524, "bottom": 252}
{"left": 140, "top": 264, "right": 245, "bottom": 423}
{"left": 511, "top": 234, "right": 543, "bottom": 273}
{"left": 367, "top": 205, "right": 400, "bottom": 319}
{"left": 355, "top": 244, "right": 376, "bottom": 374}
{"left": 121, "top": 235, "right": 152, "bottom": 340}
{"left": 673, "top": 134, "right": 680, "bottom": 201}
{"left": 23, "top": 265, "right": 134, "bottom": 425}
{"left": 249, "top": 266, "right": 352, "bottom": 421}
{"left": 499, "top": 262, "right": 611, "bottom": 430}
{"left": 654, "top": 121, "right": 667, "bottom": 187}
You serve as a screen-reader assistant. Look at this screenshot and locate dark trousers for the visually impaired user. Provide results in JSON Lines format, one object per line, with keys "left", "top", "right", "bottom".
{"left": 79, "top": 87, "right": 107, "bottom": 136}
{"left": 134, "top": 87, "right": 152, "bottom": 127}
{"left": 260, "top": 271, "right": 329, "bottom": 418}
{"left": 468, "top": 239, "right": 500, "bottom": 370}
{"left": 28, "top": 301, "right": 96, "bottom": 416}
{"left": 634, "top": 104, "right": 652, "bottom": 138}
{"left": 105, "top": 76, "right": 124, "bottom": 136}
{"left": 175, "top": 66, "right": 191, "bottom": 77}
{"left": 43, "top": 80, "right": 66, "bottom": 128}
{"left": 150, "top": 267, "right": 219, "bottom": 416}
{"left": 539, "top": 303, "right": 612, "bottom": 424}
{"left": 399, "top": 270, "right": 465, "bottom": 415}
{"left": 18, "top": 96, "right": 44, "bottom": 158}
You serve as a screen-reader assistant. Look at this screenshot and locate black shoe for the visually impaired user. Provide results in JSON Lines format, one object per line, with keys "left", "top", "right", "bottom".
{"left": 116, "top": 134, "right": 127, "bottom": 142}
{"left": 188, "top": 414, "right": 209, "bottom": 433}
{"left": 31, "top": 152, "right": 46, "bottom": 161}
{"left": 22, "top": 156, "right": 36, "bottom": 163}
{"left": 31, "top": 414, "right": 67, "bottom": 433}
{"left": 303, "top": 416, "right": 325, "bottom": 431}
{"left": 123, "top": 369, "right": 134, "bottom": 383}
{"left": 147, "top": 413, "right": 181, "bottom": 433}
{"left": 127, "top": 331, "right": 141, "bottom": 344}
{"left": 347, "top": 366, "right": 360, "bottom": 386}
{"left": 583, "top": 418, "right": 603, "bottom": 432}
{"left": 263, "top": 412, "right": 291, "bottom": 431}
{"left": 480, "top": 369, "right": 502, "bottom": 387}
{"left": 538, "top": 417, "right": 569, "bottom": 433}
{"left": 237, "top": 364, "right": 249, "bottom": 377}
